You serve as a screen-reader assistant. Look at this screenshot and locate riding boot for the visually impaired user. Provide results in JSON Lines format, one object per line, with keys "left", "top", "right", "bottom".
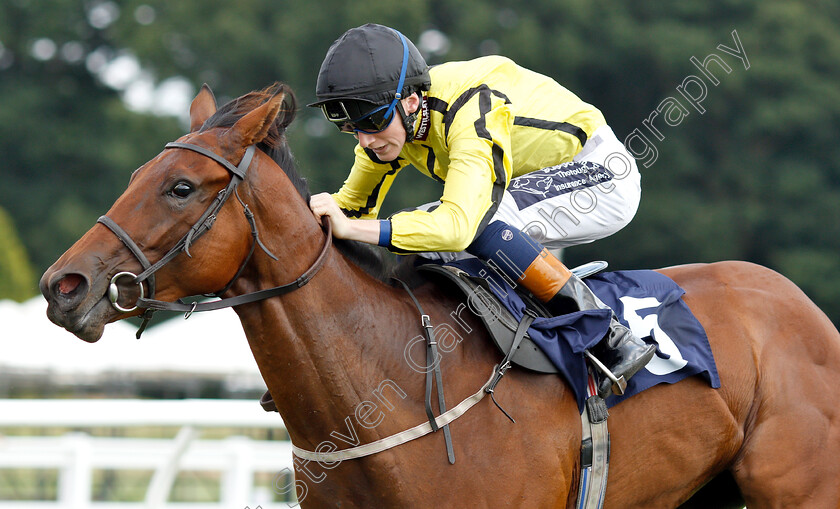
{"left": 519, "top": 249, "right": 657, "bottom": 399}
{"left": 466, "top": 221, "right": 656, "bottom": 399}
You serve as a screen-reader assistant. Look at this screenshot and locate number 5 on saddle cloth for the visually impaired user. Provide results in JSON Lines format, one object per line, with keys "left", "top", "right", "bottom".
{"left": 418, "top": 258, "right": 720, "bottom": 412}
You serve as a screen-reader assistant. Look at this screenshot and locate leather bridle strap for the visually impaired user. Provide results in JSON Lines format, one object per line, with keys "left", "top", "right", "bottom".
{"left": 166, "top": 142, "right": 250, "bottom": 179}
{"left": 97, "top": 144, "right": 257, "bottom": 297}
{"left": 98, "top": 215, "right": 157, "bottom": 298}
{"left": 97, "top": 143, "right": 258, "bottom": 337}
{"left": 132, "top": 144, "right": 257, "bottom": 283}
{"left": 98, "top": 141, "right": 331, "bottom": 334}
{"left": 136, "top": 220, "right": 331, "bottom": 313}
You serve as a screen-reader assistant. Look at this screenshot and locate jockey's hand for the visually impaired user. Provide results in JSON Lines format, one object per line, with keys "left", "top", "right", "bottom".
{"left": 310, "top": 192, "right": 351, "bottom": 237}
{"left": 309, "top": 192, "right": 381, "bottom": 244}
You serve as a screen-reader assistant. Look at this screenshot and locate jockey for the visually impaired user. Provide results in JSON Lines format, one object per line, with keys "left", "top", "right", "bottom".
{"left": 307, "top": 23, "right": 655, "bottom": 399}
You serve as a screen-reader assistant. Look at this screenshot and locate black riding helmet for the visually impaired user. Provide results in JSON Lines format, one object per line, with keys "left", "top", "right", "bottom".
{"left": 308, "top": 24, "right": 431, "bottom": 139}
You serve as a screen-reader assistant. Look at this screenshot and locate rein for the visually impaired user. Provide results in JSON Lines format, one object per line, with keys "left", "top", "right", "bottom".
{"left": 98, "top": 140, "right": 520, "bottom": 467}
{"left": 98, "top": 142, "right": 332, "bottom": 337}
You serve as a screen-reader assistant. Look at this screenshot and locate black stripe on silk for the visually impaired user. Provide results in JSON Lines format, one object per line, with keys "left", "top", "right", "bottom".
{"left": 422, "top": 145, "right": 444, "bottom": 184}
{"left": 426, "top": 96, "right": 449, "bottom": 113}
{"left": 342, "top": 151, "right": 402, "bottom": 218}
{"left": 468, "top": 87, "right": 508, "bottom": 245}
{"left": 470, "top": 144, "right": 507, "bottom": 244}
{"left": 441, "top": 85, "right": 511, "bottom": 140}
{"left": 513, "top": 116, "right": 588, "bottom": 147}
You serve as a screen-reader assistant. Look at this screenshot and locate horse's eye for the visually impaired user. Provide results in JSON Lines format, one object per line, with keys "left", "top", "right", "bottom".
{"left": 171, "top": 182, "right": 193, "bottom": 198}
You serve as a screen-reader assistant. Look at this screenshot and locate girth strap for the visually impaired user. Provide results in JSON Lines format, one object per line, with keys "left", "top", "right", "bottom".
{"left": 485, "top": 309, "right": 537, "bottom": 423}
{"left": 577, "top": 390, "right": 610, "bottom": 509}
{"left": 393, "top": 278, "right": 455, "bottom": 465}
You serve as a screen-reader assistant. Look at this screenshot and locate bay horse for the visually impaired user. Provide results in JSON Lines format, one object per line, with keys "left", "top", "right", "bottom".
{"left": 41, "top": 83, "right": 840, "bottom": 508}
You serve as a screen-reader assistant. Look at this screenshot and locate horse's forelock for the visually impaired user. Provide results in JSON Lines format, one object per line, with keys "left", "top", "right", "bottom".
{"left": 201, "top": 82, "right": 307, "bottom": 199}
{"left": 202, "top": 82, "right": 297, "bottom": 150}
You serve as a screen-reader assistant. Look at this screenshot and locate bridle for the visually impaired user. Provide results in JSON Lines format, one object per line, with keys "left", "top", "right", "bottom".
{"left": 99, "top": 140, "right": 467, "bottom": 467}
{"left": 97, "top": 141, "right": 332, "bottom": 337}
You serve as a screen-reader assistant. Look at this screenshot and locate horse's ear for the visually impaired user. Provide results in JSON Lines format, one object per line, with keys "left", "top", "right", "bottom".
{"left": 189, "top": 84, "right": 217, "bottom": 132}
{"left": 226, "top": 92, "right": 285, "bottom": 147}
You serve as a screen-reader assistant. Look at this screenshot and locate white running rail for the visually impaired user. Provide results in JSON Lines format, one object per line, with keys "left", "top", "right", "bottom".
{"left": 0, "top": 399, "right": 295, "bottom": 509}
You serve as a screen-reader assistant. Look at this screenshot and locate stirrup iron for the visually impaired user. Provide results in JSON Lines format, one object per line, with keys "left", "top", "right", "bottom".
{"left": 584, "top": 350, "right": 627, "bottom": 396}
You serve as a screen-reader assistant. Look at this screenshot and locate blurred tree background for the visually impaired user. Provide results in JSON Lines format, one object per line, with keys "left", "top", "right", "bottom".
{"left": 0, "top": 206, "right": 37, "bottom": 301}
{"left": 1, "top": 0, "right": 839, "bottom": 324}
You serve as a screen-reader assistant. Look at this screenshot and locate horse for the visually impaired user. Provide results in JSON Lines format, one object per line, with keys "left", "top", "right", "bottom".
{"left": 40, "top": 82, "right": 840, "bottom": 508}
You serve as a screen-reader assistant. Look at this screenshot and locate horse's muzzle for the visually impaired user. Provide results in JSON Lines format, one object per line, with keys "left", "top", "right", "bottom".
{"left": 40, "top": 267, "right": 116, "bottom": 342}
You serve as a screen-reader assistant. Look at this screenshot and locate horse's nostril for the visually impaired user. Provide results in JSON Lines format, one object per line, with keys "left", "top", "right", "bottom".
{"left": 56, "top": 273, "right": 85, "bottom": 297}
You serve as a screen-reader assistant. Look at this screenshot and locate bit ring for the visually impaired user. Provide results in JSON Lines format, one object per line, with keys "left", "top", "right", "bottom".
{"left": 108, "top": 271, "right": 145, "bottom": 313}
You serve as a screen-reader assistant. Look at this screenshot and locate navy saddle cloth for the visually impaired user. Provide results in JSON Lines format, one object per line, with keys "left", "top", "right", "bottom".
{"left": 443, "top": 258, "right": 720, "bottom": 411}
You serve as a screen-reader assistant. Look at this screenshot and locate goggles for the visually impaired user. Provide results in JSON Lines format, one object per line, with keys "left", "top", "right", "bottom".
{"left": 320, "top": 29, "right": 411, "bottom": 135}
{"left": 321, "top": 100, "right": 397, "bottom": 134}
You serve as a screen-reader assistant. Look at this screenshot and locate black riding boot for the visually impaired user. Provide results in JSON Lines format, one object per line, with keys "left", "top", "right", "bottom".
{"left": 470, "top": 225, "right": 657, "bottom": 400}
{"left": 549, "top": 274, "right": 657, "bottom": 399}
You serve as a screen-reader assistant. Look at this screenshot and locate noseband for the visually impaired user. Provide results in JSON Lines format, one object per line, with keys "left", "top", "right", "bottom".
{"left": 97, "top": 142, "right": 331, "bottom": 337}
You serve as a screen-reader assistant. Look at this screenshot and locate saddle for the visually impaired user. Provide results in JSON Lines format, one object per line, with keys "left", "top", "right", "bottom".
{"left": 417, "top": 260, "right": 608, "bottom": 373}
{"left": 261, "top": 258, "right": 613, "bottom": 508}
{"left": 256, "top": 259, "right": 601, "bottom": 410}
{"left": 420, "top": 259, "right": 612, "bottom": 509}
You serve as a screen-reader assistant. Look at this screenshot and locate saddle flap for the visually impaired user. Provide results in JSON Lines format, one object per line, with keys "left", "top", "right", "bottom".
{"left": 419, "top": 263, "right": 559, "bottom": 373}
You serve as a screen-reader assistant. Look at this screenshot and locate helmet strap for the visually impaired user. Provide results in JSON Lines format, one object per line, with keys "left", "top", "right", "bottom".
{"left": 397, "top": 98, "right": 418, "bottom": 142}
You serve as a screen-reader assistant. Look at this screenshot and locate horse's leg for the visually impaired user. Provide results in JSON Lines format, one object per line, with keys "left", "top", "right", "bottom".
{"left": 677, "top": 471, "right": 745, "bottom": 509}
{"left": 731, "top": 321, "right": 840, "bottom": 505}
{"left": 600, "top": 263, "right": 757, "bottom": 507}
{"left": 640, "top": 261, "right": 840, "bottom": 508}
{"left": 605, "top": 378, "right": 746, "bottom": 508}
{"left": 722, "top": 268, "right": 840, "bottom": 506}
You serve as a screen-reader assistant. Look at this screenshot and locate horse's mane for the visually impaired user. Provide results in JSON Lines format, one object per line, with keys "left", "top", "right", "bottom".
{"left": 201, "top": 82, "right": 309, "bottom": 200}
{"left": 201, "top": 83, "right": 420, "bottom": 285}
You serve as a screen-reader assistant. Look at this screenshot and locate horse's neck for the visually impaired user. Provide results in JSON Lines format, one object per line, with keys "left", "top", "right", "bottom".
{"left": 230, "top": 194, "right": 415, "bottom": 447}
{"left": 242, "top": 254, "right": 412, "bottom": 446}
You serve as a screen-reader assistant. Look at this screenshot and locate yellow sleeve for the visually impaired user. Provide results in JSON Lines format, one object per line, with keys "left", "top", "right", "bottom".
{"left": 389, "top": 92, "right": 513, "bottom": 252}
{"left": 333, "top": 144, "right": 407, "bottom": 219}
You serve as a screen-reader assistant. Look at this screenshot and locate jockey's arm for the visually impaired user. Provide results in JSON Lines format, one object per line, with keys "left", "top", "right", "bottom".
{"left": 309, "top": 192, "right": 382, "bottom": 244}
